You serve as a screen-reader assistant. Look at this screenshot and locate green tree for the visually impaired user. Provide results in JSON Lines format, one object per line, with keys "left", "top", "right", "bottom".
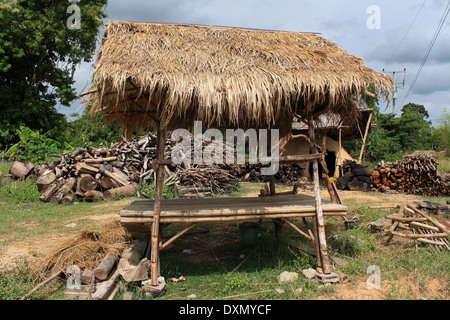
{"left": 64, "top": 106, "right": 122, "bottom": 148}
{"left": 401, "top": 103, "right": 430, "bottom": 119}
{"left": 395, "top": 106, "right": 432, "bottom": 152}
{"left": 0, "top": 0, "right": 108, "bottom": 149}
{"left": 432, "top": 110, "right": 450, "bottom": 155}
{"left": 343, "top": 100, "right": 433, "bottom": 165}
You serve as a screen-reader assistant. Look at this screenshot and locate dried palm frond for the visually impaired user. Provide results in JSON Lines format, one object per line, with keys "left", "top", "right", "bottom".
{"left": 85, "top": 21, "right": 393, "bottom": 136}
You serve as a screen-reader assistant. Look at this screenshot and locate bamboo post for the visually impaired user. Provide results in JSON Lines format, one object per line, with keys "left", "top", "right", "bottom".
{"left": 358, "top": 111, "right": 373, "bottom": 165}
{"left": 308, "top": 110, "right": 331, "bottom": 274}
{"left": 150, "top": 118, "right": 167, "bottom": 287}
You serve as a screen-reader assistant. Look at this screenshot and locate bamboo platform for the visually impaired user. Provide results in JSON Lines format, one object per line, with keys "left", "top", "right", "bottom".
{"left": 120, "top": 194, "right": 348, "bottom": 224}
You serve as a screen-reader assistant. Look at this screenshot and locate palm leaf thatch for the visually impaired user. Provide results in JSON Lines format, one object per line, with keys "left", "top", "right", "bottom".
{"left": 85, "top": 21, "right": 393, "bottom": 137}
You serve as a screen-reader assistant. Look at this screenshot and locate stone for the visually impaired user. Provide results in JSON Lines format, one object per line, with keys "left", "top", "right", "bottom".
{"left": 142, "top": 277, "right": 166, "bottom": 298}
{"left": 294, "top": 287, "right": 303, "bottom": 294}
{"left": 302, "top": 268, "right": 317, "bottom": 280}
{"left": 187, "top": 294, "right": 197, "bottom": 299}
{"left": 275, "top": 288, "right": 284, "bottom": 294}
{"left": 278, "top": 271, "right": 299, "bottom": 283}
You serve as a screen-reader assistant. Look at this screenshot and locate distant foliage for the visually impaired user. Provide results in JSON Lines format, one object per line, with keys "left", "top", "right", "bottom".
{"left": 344, "top": 99, "right": 435, "bottom": 165}
{"left": 6, "top": 126, "right": 73, "bottom": 164}
{"left": 64, "top": 107, "right": 122, "bottom": 148}
{"left": 432, "top": 110, "right": 450, "bottom": 156}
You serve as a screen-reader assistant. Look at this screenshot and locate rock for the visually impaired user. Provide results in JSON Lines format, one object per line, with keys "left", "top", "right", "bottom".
{"left": 142, "top": 277, "right": 166, "bottom": 297}
{"left": 368, "top": 217, "right": 392, "bottom": 232}
{"left": 64, "top": 223, "right": 77, "bottom": 228}
{"left": 330, "top": 256, "right": 349, "bottom": 267}
{"left": 278, "top": 271, "right": 299, "bottom": 283}
{"left": 302, "top": 268, "right": 317, "bottom": 280}
{"left": 275, "top": 288, "right": 284, "bottom": 294}
{"left": 294, "top": 287, "right": 303, "bottom": 294}
{"left": 187, "top": 294, "right": 197, "bottom": 299}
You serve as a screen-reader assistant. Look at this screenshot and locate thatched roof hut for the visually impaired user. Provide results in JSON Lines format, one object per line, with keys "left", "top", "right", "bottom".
{"left": 84, "top": 21, "right": 393, "bottom": 136}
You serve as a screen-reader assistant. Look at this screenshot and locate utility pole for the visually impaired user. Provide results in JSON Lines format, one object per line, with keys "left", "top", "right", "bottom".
{"left": 382, "top": 68, "right": 406, "bottom": 114}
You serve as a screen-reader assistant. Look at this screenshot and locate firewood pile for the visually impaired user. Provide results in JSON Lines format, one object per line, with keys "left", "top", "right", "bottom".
{"left": 371, "top": 154, "right": 449, "bottom": 197}
{"left": 236, "top": 163, "right": 304, "bottom": 185}
{"left": 175, "top": 165, "right": 239, "bottom": 198}
{"left": 6, "top": 133, "right": 240, "bottom": 203}
{"left": 383, "top": 203, "right": 450, "bottom": 253}
{"left": 336, "top": 160, "right": 373, "bottom": 192}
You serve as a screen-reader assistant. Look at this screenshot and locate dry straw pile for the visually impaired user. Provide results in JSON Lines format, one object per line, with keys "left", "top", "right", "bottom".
{"left": 33, "top": 221, "right": 130, "bottom": 279}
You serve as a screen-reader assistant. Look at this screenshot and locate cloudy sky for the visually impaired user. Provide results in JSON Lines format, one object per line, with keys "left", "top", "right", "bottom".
{"left": 67, "top": 0, "right": 450, "bottom": 125}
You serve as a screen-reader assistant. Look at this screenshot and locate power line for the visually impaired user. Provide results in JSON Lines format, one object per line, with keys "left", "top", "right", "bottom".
{"left": 386, "top": 0, "right": 426, "bottom": 66}
{"left": 400, "top": 0, "right": 450, "bottom": 107}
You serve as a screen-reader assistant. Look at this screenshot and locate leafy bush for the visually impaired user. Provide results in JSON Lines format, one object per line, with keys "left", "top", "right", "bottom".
{"left": 138, "top": 180, "right": 176, "bottom": 200}
{"left": 6, "top": 126, "right": 73, "bottom": 164}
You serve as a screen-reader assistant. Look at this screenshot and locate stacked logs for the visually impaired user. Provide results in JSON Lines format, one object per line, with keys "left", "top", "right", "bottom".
{"left": 236, "top": 163, "right": 304, "bottom": 185}
{"left": 34, "top": 147, "right": 138, "bottom": 204}
{"left": 8, "top": 133, "right": 241, "bottom": 203}
{"left": 336, "top": 160, "right": 373, "bottom": 192}
{"left": 371, "top": 154, "right": 449, "bottom": 197}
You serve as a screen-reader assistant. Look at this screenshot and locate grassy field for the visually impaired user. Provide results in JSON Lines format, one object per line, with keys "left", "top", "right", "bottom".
{"left": 0, "top": 161, "right": 449, "bottom": 301}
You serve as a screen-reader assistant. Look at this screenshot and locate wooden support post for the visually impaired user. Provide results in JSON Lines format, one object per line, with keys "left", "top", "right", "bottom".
{"left": 150, "top": 119, "right": 167, "bottom": 287}
{"left": 308, "top": 110, "right": 331, "bottom": 274}
{"left": 358, "top": 111, "right": 373, "bottom": 165}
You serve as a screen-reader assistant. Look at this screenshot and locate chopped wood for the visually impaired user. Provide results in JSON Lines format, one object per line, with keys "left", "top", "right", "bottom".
{"left": 104, "top": 183, "right": 137, "bottom": 201}
{"left": 9, "top": 161, "right": 32, "bottom": 180}
{"left": 36, "top": 170, "right": 56, "bottom": 192}
{"left": 93, "top": 254, "right": 117, "bottom": 281}
{"left": 117, "top": 240, "right": 150, "bottom": 283}
{"left": 372, "top": 154, "right": 449, "bottom": 197}
{"left": 84, "top": 190, "right": 104, "bottom": 202}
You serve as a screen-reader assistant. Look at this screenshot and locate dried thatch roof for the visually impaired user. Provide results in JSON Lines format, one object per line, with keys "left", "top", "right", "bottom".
{"left": 85, "top": 21, "right": 393, "bottom": 136}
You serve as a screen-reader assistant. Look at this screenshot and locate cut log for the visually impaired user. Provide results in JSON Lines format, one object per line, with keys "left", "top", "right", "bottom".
{"left": 60, "top": 194, "right": 74, "bottom": 205}
{"left": 117, "top": 240, "right": 150, "bottom": 282}
{"left": 79, "top": 175, "right": 97, "bottom": 192}
{"left": 93, "top": 254, "right": 117, "bottom": 281}
{"left": 9, "top": 161, "right": 31, "bottom": 180}
{"left": 24, "top": 161, "right": 35, "bottom": 176}
{"left": 347, "top": 181, "right": 369, "bottom": 192}
{"left": 39, "top": 183, "right": 59, "bottom": 202}
{"left": 81, "top": 269, "right": 94, "bottom": 284}
{"left": 104, "top": 183, "right": 137, "bottom": 201}
{"left": 99, "top": 176, "right": 114, "bottom": 190}
{"left": 75, "top": 177, "right": 85, "bottom": 199}
{"left": 36, "top": 170, "right": 56, "bottom": 192}
{"left": 91, "top": 269, "right": 120, "bottom": 300}
{"left": 84, "top": 190, "right": 104, "bottom": 202}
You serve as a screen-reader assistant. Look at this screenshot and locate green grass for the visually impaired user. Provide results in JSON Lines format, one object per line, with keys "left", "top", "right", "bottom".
{"left": 0, "top": 161, "right": 12, "bottom": 175}
{"left": 1, "top": 177, "right": 449, "bottom": 300}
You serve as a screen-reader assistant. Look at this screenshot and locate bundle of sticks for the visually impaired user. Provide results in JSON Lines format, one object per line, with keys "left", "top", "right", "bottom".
{"left": 175, "top": 165, "right": 239, "bottom": 198}
{"left": 171, "top": 135, "right": 239, "bottom": 197}
{"left": 384, "top": 203, "right": 450, "bottom": 252}
{"left": 236, "top": 163, "right": 304, "bottom": 185}
{"left": 371, "top": 154, "right": 449, "bottom": 197}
